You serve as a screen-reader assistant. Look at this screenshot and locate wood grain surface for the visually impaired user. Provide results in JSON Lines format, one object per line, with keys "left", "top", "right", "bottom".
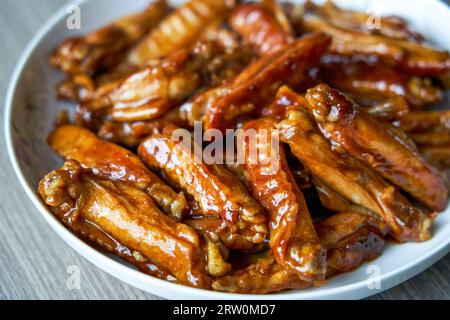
{"left": 0, "top": 0, "right": 448, "bottom": 300}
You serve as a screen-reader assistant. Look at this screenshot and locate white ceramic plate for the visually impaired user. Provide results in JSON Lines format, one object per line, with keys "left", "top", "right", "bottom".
{"left": 4, "top": 0, "right": 450, "bottom": 300}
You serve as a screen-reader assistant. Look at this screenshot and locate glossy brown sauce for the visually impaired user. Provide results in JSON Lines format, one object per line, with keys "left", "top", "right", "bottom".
{"left": 38, "top": 0, "right": 449, "bottom": 294}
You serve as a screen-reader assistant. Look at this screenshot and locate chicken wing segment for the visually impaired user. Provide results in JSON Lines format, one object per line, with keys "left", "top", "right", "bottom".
{"left": 230, "top": 3, "right": 293, "bottom": 56}
{"left": 365, "top": 97, "right": 410, "bottom": 122}
{"left": 98, "top": 119, "right": 172, "bottom": 148}
{"left": 320, "top": 55, "right": 443, "bottom": 108}
{"left": 242, "top": 118, "right": 326, "bottom": 282}
{"left": 127, "top": 0, "right": 235, "bottom": 65}
{"left": 396, "top": 110, "right": 450, "bottom": 133}
{"left": 315, "top": 212, "right": 387, "bottom": 275}
{"left": 48, "top": 125, "right": 187, "bottom": 219}
{"left": 78, "top": 40, "right": 253, "bottom": 124}
{"left": 50, "top": 0, "right": 169, "bottom": 76}
{"left": 109, "top": 49, "right": 201, "bottom": 121}
{"left": 421, "top": 146, "right": 450, "bottom": 169}
{"left": 113, "top": 40, "right": 253, "bottom": 121}
{"left": 301, "top": 5, "right": 450, "bottom": 76}
{"left": 304, "top": 84, "right": 448, "bottom": 212}
{"left": 212, "top": 255, "right": 310, "bottom": 294}
{"left": 181, "top": 32, "right": 331, "bottom": 131}
{"left": 304, "top": 1, "right": 424, "bottom": 43}
{"left": 276, "top": 87, "right": 431, "bottom": 242}
{"left": 213, "top": 212, "right": 386, "bottom": 294}
{"left": 138, "top": 127, "right": 268, "bottom": 244}
{"left": 39, "top": 160, "right": 210, "bottom": 288}
{"left": 184, "top": 216, "right": 263, "bottom": 252}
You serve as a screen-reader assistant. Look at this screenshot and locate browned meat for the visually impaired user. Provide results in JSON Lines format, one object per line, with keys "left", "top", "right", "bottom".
{"left": 304, "top": 84, "right": 448, "bottom": 212}
{"left": 138, "top": 126, "right": 268, "bottom": 244}
{"left": 48, "top": 125, "right": 187, "bottom": 220}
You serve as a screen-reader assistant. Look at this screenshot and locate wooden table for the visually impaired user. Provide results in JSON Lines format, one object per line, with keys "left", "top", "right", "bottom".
{"left": 0, "top": 0, "right": 448, "bottom": 300}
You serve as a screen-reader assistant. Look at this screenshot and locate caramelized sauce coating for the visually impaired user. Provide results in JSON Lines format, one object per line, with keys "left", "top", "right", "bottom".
{"left": 301, "top": 8, "right": 450, "bottom": 76}
{"left": 40, "top": 0, "right": 449, "bottom": 293}
{"left": 128, "top": 0, "right": 235, "bottom": 65}
{"left": 305, "top": 84, "right": 448, "bottom": 212}
{"left": 98, "top": 120, "right": 172, "bottom": 148}
{"left": 230, "top": 4, "right": 293, "bottom": 56}
{"left": 396, "top": 110, "right": 450, "bottom": 133}
{"left": 110, "top": 49, "right": 201, "bottom": 121}
{"left": 277, "top": 86, "right": 432, "bottom": 242}
{"left": 138, "top": 126, "right": 268, "bottom": 244}
{"left": 181, "top": 32, "right": 331, "bottom": 131}
{"left": 213, "top": 212, "right": 386, "bottom": 294}
{"left": 184, "top": 216, "right": 264, "bottom": 252}
{"left": 39, "top": 161, "right": 210, "bottom": 288}
{"left": 212, "top": 255, "right": 310, "bottom": 294}
{"left": 305, "top": 1, "right": 425, "bottom": 43}
{"left": 320, "top": 56, "right": 443, "bottom": 108}
{"left": 48, "top": 125, "right": 187, "bottom": 220}
{"left": 50, "top": 0, "right": 168, "bottom": 75}
{"left": 75, "top": 40, "right": 253, "bottom": 124}
{"left": 365, "top": 97, "right": 410, "bottom": 121}
{"left": 243, "top": 118, "right": 326, "bottom": 282}
{"left": 316, "top": 212, "right": 387, "bottom": 274}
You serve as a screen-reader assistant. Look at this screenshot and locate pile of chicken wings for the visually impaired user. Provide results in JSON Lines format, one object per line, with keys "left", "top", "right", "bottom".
{"left": 38, "top": 0, "right": 450, "bottom": 293}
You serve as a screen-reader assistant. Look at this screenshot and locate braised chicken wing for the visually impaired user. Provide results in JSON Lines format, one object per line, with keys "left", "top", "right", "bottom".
{"left": 51, "top": 0, "right": 168, "bottom": 76}
{"left": 138, "top": 126, "right": 268, "bottom": 244}
{"left": 230, "top": 3, "right": 293, "bottom": 56}
{"left": 315, "top": 212, "right": 387, "bottom": 274}
{"left": 277, "top": 86, "right": 432, "bottom": 242}
{"left": 48, "top": 125, "right": 187, "bottom": 219}
{"left": 39, "top": 160, "right": 210, "bottom": 288}
{"left": 304, "top": 1, "right": 424, "bottom": 42}
{"left": 304, "top": 84, "right": 448, "bottom": 212}
{"left": 213, "top": 212, "right": 386, "bottom": 294}
{"left": 98, "top": 119, "right": 172, "bottom": 148}
{"left": 112, "top": 41, "right": 252, "bottom": 122}
{"left": 320, "top": 55, "right": 443, "bottom": 108}
{"left": 365, "top": 97, "right": 410, "bottom": 121}
{"left": 212, "top": 255, "right": 310, "bottom": 294}
{"left": 184, "top": 216, "right": 264, "bottom": 252}
{"left": 181, "top": 32, "right": 331, "bottom": 131}
{"left": 127, "top": 0, "right": 235, "bottom": 65}
{"left": 396, "top": 110, "right": 450, "bottom": 133}
{"left": 76, "top": 39, "right": 252, "bottom": 124}
{"left": 109, "top": 49, "right": 200, "bottom": 121}
{"left": 242, "top": 118, "right": 326, "bottom": 282}
{"left": 301, "top": 7, "right": 450, "bottom": 76}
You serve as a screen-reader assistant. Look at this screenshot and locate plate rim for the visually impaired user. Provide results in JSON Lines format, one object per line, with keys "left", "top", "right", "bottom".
{"left": 4, "top": 0, "right": 450, "bottom": 300}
